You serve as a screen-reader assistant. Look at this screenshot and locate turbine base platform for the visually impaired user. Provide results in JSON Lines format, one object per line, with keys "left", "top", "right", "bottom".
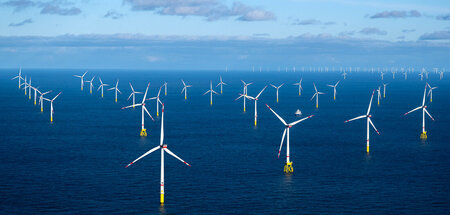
{"left": 284, "top": 162, "right": 293, "bottom": 173}
{"left": 420, "top": 131, "right": 427, "bottom": 139}
{"left": 140, "top": 129, "right": 147, "bottom": 137}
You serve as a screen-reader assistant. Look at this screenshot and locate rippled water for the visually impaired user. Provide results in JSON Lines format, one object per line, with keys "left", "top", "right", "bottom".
{"left": 0, "top": 69, "right": 449, "bottom": 214}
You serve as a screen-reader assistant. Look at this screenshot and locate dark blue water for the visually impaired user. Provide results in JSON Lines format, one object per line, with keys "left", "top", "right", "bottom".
{"left": 1, "top": 69, "right": 449, "bottom": 214}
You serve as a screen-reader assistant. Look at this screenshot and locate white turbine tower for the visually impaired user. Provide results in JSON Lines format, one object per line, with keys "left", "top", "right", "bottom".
{"left": 237, "top": 86, "right": 267, "bottom": 126}
{"left": 404, "top": 85, "right": 435, "bottom": 139}
{"left": 38, "top": 89, "right": 52, "bottom": 112}
{"left": 376, "top": 86, "right": 381, "bottom": 105}
{"left": 326, "top": 80, "right": 340, "bottom": 100}
{"left": 270, "top": 83, "right": 284, "bottom": 103}
{"left": 238, "top": 80, "right": 252, "bottom": 112}
{"left": 122, "top": 83, "right": 154, "bottom": 136}
{"left": 181, "top": 80, "right": 192, "bottom": 100}
{"left": 293, "top": 78, "right": 303, "bottom": 96}
{"left": 11, "top": 68, "right": 24, "bottom": 89}
{"left": 27, "top": 77, "right": 32, "bottom": 99}
{"left": 21, "top": 76, "right": 28, "bottom": 95}
{"left": 266, "top": 104, "right": 314, "bottom": 173}
{"left": 73, "top": 71, "right": 87, "bottom": 91}
{"left": 163, "top": 82, "right": 167, "bottom": 96}
{"left": 380, "top": 72, "right": 385, "bottom": 80}
{"left": 344, "top": 91, "right": 380, "bottom": 153}
{"left": 216, "top": 76, "right": 227, "bottom": 94}
{"left": 382, "top": 83, "right": 388, "bottom": 98}
{"left": 203, "top": 81, "right": 219, "bottom": 106}
{"left": 43, "top": 92, "right": 61, "bottom": 122}
{"left": 311, "top": 83, "right": 325, "bottom": 108}
{"left": 85, "top": 76, "right": 95, "bottom": 94}
{"left": 342, "top": 71, "right": 347, "bottom": 80}
{"left": 147, "top": 86, "right": 163, "bottom": 116}
{"left": 426, "top": 83, "right": 437, "bottom": 102}
{"left": 125, "top": 103, "right": 191, "bottom": 205}
{"left": 127, "top": 82, "right": 143, "bottom": 108}
{"left": 97, "top": 77, "right": 109, "bottom": 98}
{"left": 31, "top": 86, "right": 39, "bottom": 105}
{"left": 108, "top": 79, "right": 122, "bottom": 103}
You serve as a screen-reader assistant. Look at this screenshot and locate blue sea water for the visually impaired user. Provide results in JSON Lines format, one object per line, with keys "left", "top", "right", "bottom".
{"left": 0, "top": 69, "right": 449, "bottom": 214}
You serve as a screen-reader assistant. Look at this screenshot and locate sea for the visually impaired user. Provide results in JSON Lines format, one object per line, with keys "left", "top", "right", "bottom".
{"left": 0, "top": 69, "right": 449, "bottom": 214}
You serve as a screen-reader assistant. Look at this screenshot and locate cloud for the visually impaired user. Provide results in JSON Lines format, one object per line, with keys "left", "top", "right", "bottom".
{"left": 370, "top": 10, "right": 421, "bottom": 19}
{"left": 146, "top": 56, "right": 161, "bottom": 62}
{"left": 419, "top": 31, "right": 450, "bottom": 40}
{"left": 359, "top": 28, "right": 387, "bottom": 35}
{"left": 1, "top": 0, "right": 36, "bottom": 12}
{"left": 292, "top": 19, "right": 335, "bottom": 26}
{"left": 437, "top": 14, "right": 450, "bottom": 20}
{"left": 123, "top": 0, "right": 275, "bottom": 21}
{"left": 8, "top": 18, "right": 33, "bottom": 27}
{"left": 402, "top": 29, "right": 415, "bottom": 33}
{"left": 40, "top": 4, "right": 81, "bottom": 15}
{"left": 104, "top": 10, "right": 124, "bottom": 19}
{"left": 2, "top": 0, "right": 81, "bottom": 16}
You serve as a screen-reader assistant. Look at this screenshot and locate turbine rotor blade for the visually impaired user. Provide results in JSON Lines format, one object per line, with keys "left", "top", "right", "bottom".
{"left": 125, "top": 146, "right": 161, "bottom": 168}
{"left": 164, "top": 148, "right": 191, "bottom": 166}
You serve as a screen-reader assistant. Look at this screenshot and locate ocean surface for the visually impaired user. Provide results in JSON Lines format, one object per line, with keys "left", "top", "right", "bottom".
{"left": 0, "top": 69, "right": 449, "bottom": 214}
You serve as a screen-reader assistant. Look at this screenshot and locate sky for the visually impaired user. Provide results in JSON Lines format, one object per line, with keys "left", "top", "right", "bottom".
{"left": 1, "top": 0, "right": 449, "bottom": 70}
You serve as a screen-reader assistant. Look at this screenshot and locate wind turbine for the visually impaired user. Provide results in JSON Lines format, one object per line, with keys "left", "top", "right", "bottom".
{"left": 382, "top": 83, "right": 388, "bottom": 98}
{"left": 270, "top": 83, "right": 284, "bottom": 103}
{"left": 85, "top": 76, "right": 95, "bottom": 94}
{"left": 376, "top": 86, "right": 381, "bottom": 105}
{"left": 38, "top": 89, "right": 52, "bottom": 112}
{"left": 147, "top": 86, "right": 163, "bottom": 116}
{"left": 163, "top": 82, "right": 167, "bottom": 96}
{"left": 181, "top": 80, "right": 192, "bottom": 100}
{"left": 238, "top": 86, "right": 266, "bottom": 126}
{"left": 108, "top": 79, "right": 122, "bottom": 103}
{"left": 311, "top": 83, "right": 325, "bottom": 108}
{"left": 122, "top": 83, "right": 154, "bottom": 136}
{"left": 342, "top": 71, "right": 347, "bottom": 80}
{"left": 404, "top": 85, "right": 434, "bottom": 139}
{"left": 43, "top": 92, "right": 61, "bottom": 122}
{"left": 216, "top": 76, "right": 227, "bottom": 94}
{"left": 344, "top": 91, "right": 380, "bottom": 153}
{"left": 326, "top": 80, "right": 340, "bottom": 100}
{"left": 27, "top": 77, "right": 32, "bottom": 99}
{"left": 266, "top": 104, "right": 314, "bottom": 173}
{"left": 97, "top": 77, "right": 109, "bottom": 98}
{"left": 127, "top": 82, "right": 143, "bottom": 108}
{"left": 293, "top": 78, "right": 303, "bottom": 96}
{"left": 73, "top": 71, "right": 88, "bottom": 91}
{"left": 426, "top": 83, "right": 437, "bottom": 102}
{"left": 125, "top": 103, "right": 191, "bottom": 205}
{"left": 31, "top": 86, "right": 39, "bottom": 105}
{"left": 11, "top": 68, "right": 24, "bottom": 89}
{"left": 21, "top": 76, "right": 28, "bottom": 95}
{"left": 380, "top": 72, "right": 385, "bottom": 80}
{"left": 203, "top": 81, "right": 219, "bottom": 106}
{"left": 239, "top": 80, "right": 253, "bottom": 112}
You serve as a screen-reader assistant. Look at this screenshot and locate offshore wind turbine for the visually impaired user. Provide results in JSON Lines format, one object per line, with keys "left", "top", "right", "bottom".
{"left": 376, "top": 86, "right": 381, "bottom": 105}
{"left": 266, "top": 104, "right": 314, "bottom": 173}
{"left": 181, "top": 80, "right": 192, "bottom": 100}
{"left": 270, "top": 83, "right": 284, "bottom": 103}
{"left": 21, "top": 76, "right": 28, "bottom": 95}
{"left": 426, "top": 83, "right": 437, "bottom": 102}
{"left": 382, "top": 83, "right": 388, "bottom": 98}
{"left": 238, "top": 86, "right": 267, "bottom": 126}
{"left": 163, "top": 82, "right": 167, "bottom": 96}
{"left": 122, "top": 83, "right": 154, "bottom": 136}
{"left": 127, "top": 82, "right": 143, "bottom": 108}
{"left": 43, "top": 92, "right": 61, "bottom": 122}
{"left": 216, "top": 76, "right": 227, "bottom": 94}
{"left": 404, "top": 85, "right": 434, "bottom": 139}
{"left": 239, "top": 80, "right": 253, "bottom": 112}
{"left": 27, "top": 77, "right": 32, "bottom": 99}
{"left": 11, "top": 68, "right": 24, "bottom": 89}
{"left": 326, "top": 80, "right": 340, "bottom": 100}
{"left": 148, "top": 86, "right": 163, "bottom": 116}
{"left": 73, "top": 71, "right": 88, "bottom": 91}
{"left": 97, "top": 77, "right": 109, "bottom": 98}
{"left": 344, "top": 91, "right": 380, "bottom": 153}
{"left": 293, "top": 78, "right": 303, "bottom": 96}
{"left": 38, "top": 89, "right": 52, "bottom": 112}
{"left": 85, "top": 76, "right": 95, "bottom": 94}
{"left": 31, "top": 86, "right": 39, "bottom": 105}
{"left": 342, "top": 71, "right": 347, "bottom": 80}
{"left": 108, "top": 79, "right": 122, "bottom": 103}
{"left": 203, "top": 81, "right": 219, "bottom": 106}
{"left": 311, "top": 83, "right": 325, "bottom": 108}
{"left": 125, "top": 103, "right": 191, "bottom": 205}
